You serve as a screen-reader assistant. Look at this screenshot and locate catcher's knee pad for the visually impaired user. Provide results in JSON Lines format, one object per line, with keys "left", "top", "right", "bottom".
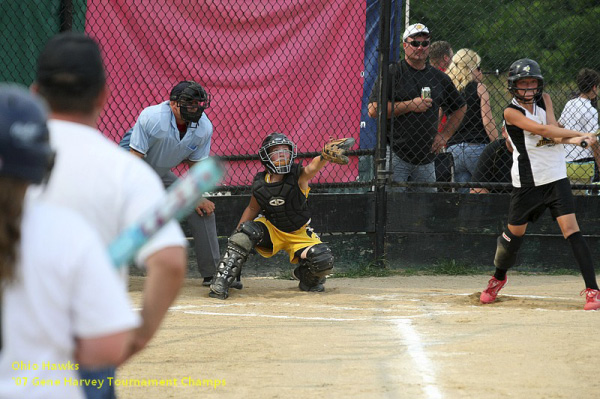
{"left": 304, "top": 243, "right": 334, "bottom": 278}
{"left": 494, "top": 230, "right": 524, "bottom": 270}
{"left": 236, "top": 221, "right": 265, "bottom": 247}
{"left": 210, "top": 222, "right": 265, "bottom": 299}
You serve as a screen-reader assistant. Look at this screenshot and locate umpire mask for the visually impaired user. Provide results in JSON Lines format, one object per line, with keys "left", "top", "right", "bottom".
{"left": 171, "top": 81, "right": 211, "bottom": 125}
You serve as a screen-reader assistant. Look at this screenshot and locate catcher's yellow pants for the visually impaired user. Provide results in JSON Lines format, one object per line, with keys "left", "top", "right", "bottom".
{"left": 254, "top": 217, "right": 322, "bottom": 263}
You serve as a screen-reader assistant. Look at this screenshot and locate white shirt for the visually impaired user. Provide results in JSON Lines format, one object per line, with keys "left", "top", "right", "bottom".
{"left": 507, "top": 98, "right": 567, "bottom": 187}
{"left": 0, "top": 200, "right": 140, "bottom": 399}
{"left": 129, "top": 101, "right": 213, "bottom": 178}
{"left": 559, "top": 97, "right": 599, "bottom": 162}
{"left": 32, "top": 119, "right": 187, "bottom": 277}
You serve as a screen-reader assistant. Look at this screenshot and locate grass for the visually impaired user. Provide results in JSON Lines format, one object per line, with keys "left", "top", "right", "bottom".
{"left": 276, "top": 258, "right": 582, "bottom": 279}
{"left": 422, "top": 259, "right": 488, "bottom": 276}
{"left": 331, "top": 260, "right": 396, "bottom": 278}
{"left": 332, "top": 258, "right": 487, "bottom": 278}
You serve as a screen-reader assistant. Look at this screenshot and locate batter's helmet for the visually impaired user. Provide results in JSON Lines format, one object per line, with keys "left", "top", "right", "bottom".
{"left": 0, "top": 85, "right": 54, "bottom": 184}
{"left": 258, "top": 132, "right": 297, "bottom": 174}
{"left": 170, "top": 81, "right": 211, "bottom": 124}
{"left": 507, "top": 58, "right": 544, "bottom": 103}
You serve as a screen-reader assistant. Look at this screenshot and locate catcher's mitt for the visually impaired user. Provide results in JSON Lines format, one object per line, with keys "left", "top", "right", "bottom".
{"left": 321, "top": 137, "right": 355, "bottom": 165}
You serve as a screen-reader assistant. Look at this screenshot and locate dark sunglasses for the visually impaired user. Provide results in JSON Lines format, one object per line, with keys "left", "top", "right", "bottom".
{"left": 407, "top": 40, "right": 430, "bottom": 48}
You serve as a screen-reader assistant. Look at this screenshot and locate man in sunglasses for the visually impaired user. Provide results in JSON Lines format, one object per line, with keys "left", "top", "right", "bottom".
{"left": 368, "top": 23, "right": 466, "bottom": 192}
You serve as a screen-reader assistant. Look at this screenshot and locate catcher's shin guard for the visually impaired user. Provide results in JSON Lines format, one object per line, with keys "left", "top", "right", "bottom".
{"left": 293, "top": 244, "right": 334, "bottom": 292}
{"left": 293, "top": 263, "right": 326, "bottom": 292}
{"left": 209, "top": 222, "right": 264, "bottom": 299}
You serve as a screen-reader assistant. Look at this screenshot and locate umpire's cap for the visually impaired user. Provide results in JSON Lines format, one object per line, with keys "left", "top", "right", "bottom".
{"left": 0, "top": 84, "right": 54, "bottom": 184}
{"left": 169, "top": 81, "right": 210, "bottom": 103}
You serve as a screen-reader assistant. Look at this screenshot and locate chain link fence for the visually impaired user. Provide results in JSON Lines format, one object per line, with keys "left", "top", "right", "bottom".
{"left": 375, "top": 0, "right": 600, "bottom": 193}
{"left": 2, "top": 0, "right": 599, "bottom": 194}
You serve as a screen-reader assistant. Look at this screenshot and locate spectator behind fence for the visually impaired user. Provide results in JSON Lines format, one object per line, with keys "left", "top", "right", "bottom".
{"left": 0, "top": 85, "right": 139, "bottom": 399}
{"left": 478, "top": 58, "right": 600, "bottom": 311}
{"left": 429, "top": 41, "right": 453, "bottom": 72}
{"left": 429, "top": 40, "right": 455, "bottom": 191}
{"left": 367, "top": 23, "right": 466, "bottom": 192}
{"left": 446, "top": 49, "right": 499, "bottom": 193}
{"left": 470, "top": 126, "right": 513, "bottom": 194}
{"left": 31, "top": 32, "right": 187, "bottom": 399}
{"left": 559, "top": 68, "right": 600, "bottom": 190}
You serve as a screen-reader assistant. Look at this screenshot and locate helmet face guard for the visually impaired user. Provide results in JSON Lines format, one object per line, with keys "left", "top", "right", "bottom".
{"left": 259, "top": 133, "right": 297, "bottom": 174}
{"left": 507, "top": 58, "right": 544, "bottom": 104}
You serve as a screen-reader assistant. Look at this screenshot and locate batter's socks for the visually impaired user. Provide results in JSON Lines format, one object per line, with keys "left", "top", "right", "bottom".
{"left": 493, "top": 268, "right": 507, "bottom": 282}
{"left": 567, "top": 232, "right": 599, "bottom": 290}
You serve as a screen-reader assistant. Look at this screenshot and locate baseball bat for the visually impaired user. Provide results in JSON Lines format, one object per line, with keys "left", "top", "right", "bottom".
{"left": 108, "top": 157, "right": 224, "bottom": 268}
{"left": 580, "top": 129, "right": 600, "bottom": 148}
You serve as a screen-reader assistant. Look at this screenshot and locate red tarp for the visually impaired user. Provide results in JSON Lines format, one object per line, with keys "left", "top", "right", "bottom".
{"left": 87, "top": 0, "right": 365, "bottom": 184}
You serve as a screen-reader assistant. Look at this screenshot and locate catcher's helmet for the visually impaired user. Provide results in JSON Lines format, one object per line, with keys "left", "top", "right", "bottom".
{"left": 0, "top": 84, "right": 54, "bottom": 185}
{"left": 170, "top": 80, "right": 211, "bottom": 124}
{"left": 259, "top": 132, "right": 297, "bottom": 174}
{"left": 507, "top": 58, "right": 544, "bottom": 103}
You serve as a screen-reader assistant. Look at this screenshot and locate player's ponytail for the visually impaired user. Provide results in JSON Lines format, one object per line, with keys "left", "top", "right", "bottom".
{"left": 0, "top": 177, "right": 27, "bottom": 283}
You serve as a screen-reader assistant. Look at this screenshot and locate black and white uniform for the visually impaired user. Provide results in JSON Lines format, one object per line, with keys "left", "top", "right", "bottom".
{"left": 505, "top": 98, "right": 574, "bottom": 225}
{"left": 506, "top": 98, "right": 567, "bottom": 187}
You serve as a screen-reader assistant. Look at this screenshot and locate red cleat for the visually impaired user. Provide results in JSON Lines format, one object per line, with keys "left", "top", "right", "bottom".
{"left": 581, "top": 288, "right": 600, "bottom": 311}
{"left": 480, "top": 276, "right": 507, "bottom": 304}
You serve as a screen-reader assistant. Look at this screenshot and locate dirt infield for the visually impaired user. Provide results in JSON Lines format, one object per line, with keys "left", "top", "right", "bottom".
{"left": 119, "top": 274, "right": 600, "bottom": 398}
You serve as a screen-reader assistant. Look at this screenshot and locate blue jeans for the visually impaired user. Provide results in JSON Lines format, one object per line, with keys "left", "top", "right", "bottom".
{"left": 447, "top": 142, "right": 487, "bottom": 193}
{"left": 387, "top": 147, "right": 437, "bottom": 193}
{"left": 79, "top": 367, "right": 116, "bottom": 399}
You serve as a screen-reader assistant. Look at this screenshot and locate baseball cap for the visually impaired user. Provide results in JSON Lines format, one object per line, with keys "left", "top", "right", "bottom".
{"left": 403, "top": 23, "right": 430, "bottom": 41}
{"left": 0, "top": 84, "right": 54, "bottom": 184}
{"left": 36, "top": 32, "right": 106, "bottom": 91}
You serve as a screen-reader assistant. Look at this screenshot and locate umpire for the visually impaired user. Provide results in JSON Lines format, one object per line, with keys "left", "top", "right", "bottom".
{"left": 125, "top": 81, "right": 222, "bottom": 285}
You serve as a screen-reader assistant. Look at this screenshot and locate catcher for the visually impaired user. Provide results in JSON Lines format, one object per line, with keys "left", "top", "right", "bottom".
{"left": 209, "top": 132, "right": 354, "bottom": 299}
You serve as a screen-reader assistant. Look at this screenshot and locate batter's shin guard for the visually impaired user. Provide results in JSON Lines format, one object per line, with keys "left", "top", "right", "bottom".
{"left": 493, "top": 230, "right": 524, "bottom": 271}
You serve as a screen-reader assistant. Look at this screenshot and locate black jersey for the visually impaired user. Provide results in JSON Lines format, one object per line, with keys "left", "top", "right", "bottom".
{"left": 252, "top": 163, "right": 311, "bottom": 233}
{"left": 369, "top": 60, "right": 465, "bottom": 165}
{"left": 447, "top": 81, "right": 488, "bottom": 146}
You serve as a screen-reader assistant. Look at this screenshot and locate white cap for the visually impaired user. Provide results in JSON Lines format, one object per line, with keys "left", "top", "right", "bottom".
{"left": 403, "top": 23, "right": 430, "bottom": 41}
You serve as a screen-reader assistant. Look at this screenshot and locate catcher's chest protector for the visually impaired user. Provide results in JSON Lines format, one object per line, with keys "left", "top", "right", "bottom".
{"left": 252, "top": 163, "right": 311, "bottom": 232}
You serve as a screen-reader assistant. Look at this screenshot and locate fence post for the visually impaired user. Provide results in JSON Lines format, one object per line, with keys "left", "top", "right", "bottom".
{"left": 374, "top": 0, "right": 393, "bottom": 266}
{"left": 60, "top": 0, "right": 73, "bottom": 32}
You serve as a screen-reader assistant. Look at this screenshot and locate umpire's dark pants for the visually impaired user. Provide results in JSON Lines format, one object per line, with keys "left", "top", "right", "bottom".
{"left": 161, "top": 171, "right": 220, "bottom": 277}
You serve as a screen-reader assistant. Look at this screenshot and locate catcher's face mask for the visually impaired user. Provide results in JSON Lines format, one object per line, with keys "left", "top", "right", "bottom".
{"left": 259, "top": 136, "right": 297, "bottom": 175}
{"left": 268, "top": 145, "right": 293, "bottom": 171}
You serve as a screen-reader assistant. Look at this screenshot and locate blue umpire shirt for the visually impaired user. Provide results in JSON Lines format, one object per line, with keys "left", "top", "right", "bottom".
{"left": 129, "top": 101, "right": 212, "bottom": 177}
